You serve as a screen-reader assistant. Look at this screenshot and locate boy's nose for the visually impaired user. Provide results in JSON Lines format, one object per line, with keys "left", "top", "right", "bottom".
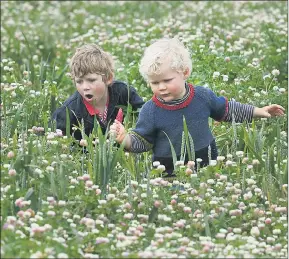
{"left": 83, "top": 81, "right": 91, "bottom": 90}
{"left": 158, "top": 82, "right": 167, "bottom": 90}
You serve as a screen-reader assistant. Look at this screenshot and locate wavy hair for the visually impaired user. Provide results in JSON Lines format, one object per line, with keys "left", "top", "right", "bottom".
{"left": 139, "top": 37, "right": 192, "bottom": 81}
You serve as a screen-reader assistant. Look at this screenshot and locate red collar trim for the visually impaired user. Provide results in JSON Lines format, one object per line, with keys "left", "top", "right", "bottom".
{"left": 152, "top": 83, "right": 195, "bottom": 110}
{"left": 83, "top": 96, "right": 109, "bottom": 116}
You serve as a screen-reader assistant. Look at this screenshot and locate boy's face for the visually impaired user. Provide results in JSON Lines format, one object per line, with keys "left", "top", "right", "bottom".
{"left": 74, "top": 73, "right": 112, "bottom": 106}
{"left": 147, "top": 62, "right": 190, "bottom": 102}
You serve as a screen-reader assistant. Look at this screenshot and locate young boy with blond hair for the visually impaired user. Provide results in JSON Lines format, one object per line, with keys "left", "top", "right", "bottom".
{"left": 52, "top": 44, "right": 144, "bottom": 141}
{"left": 110, "top": 37, "right": 285, "bottom": 177}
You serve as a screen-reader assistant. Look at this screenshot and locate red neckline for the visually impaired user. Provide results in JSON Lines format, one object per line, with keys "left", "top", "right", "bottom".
{"left": 83, "top": 96, "right": 109, "bottom": 116}
{"left": 152, "top": 83, "right": 195, "bottom": 110}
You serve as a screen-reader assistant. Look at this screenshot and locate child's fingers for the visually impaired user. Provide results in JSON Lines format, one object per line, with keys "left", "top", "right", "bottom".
{"left": 272, "top": 104, "right": 285, "bottom": 111}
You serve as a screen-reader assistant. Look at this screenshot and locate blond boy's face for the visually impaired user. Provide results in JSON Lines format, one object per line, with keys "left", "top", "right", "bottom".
{"left": 147, "top": 62, "right": 189, "bottom": 102}
{"left": 75, "top": 73, "right": 112, "bottom": 106}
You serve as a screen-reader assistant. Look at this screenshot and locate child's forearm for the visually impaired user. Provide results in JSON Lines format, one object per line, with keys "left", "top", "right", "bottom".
{"left": 122, "top": 134, "right": 132, "bottom": 150}
{"left": 252, "top": 107, "right": 262, "bottom": 118}
{"left": 116, "top": 132, "right": 132, "bottom": 150}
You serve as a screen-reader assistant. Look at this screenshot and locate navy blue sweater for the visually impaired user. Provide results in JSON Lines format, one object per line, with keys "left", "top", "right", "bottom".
{"left": 130, "top": 84, "right": 254, "bottom": 175}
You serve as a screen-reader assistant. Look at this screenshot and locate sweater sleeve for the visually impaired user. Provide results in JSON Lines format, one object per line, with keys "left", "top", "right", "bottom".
{"left": 223, "top": 100, "right": 255, "bottom": 123}
{"left": 205, "top": 88, "right": 228, "bottom": 121}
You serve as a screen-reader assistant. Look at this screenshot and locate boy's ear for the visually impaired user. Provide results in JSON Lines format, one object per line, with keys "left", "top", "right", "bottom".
{"left": 183, "top": 68, "right": 190, "bottom": 79}
{"left": 106, "top": 75, "right": 113, "bottom": 86}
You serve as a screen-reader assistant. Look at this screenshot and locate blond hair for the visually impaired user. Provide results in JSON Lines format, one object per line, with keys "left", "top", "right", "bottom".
{"left": 70, "top": 44, "right": 114, "bottom": 83}
{"left": 139, "top": 38, "right": 192, "bottom": 81}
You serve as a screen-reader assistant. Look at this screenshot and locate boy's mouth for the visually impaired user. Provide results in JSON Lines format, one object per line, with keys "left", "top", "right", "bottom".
{"left": 85, "top": 94, "right": 93, "bottom": 100}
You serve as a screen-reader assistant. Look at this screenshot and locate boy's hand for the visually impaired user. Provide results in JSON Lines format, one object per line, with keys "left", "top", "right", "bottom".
{"left": 254, "top": 104, "right": 285, "bottom": 118}
{"left": 109, "top": 120, "right": 127, "bottom": 143}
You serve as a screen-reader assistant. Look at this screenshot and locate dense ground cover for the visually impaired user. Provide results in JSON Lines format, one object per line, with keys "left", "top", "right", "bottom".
{"left": 1, "top": 1, "right": 288, "bottom": 258}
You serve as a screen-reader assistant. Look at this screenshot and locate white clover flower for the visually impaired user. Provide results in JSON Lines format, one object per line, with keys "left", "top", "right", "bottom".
{"left": 153, "top": 161, "right": 160, "bottom": 167}
{"left": 250, "top": 226, "right": 260, "bottom": 237}
{"left": 57, "top": 253, "right": 69, "bottom": 258}
{"left": 272, "top": 229, "right": 281, "bottom": 235}
{"left": 222, "top": 75, "right": 229, "bottom": 82}
{"left": 207, "top": 179, "right": 215, "bottom": 185}
{"left": 213, "top": 71, "right": 220, "bottom": 79}
{"left": 47, "top": 211, "right": 56, "bottom": 217}
{"left": 271, "top": 69, "right": 280, "bottom": 76}
{"left": 46, "top": 166, "right": 54, "bottom": 172}
{"left": 209, "top": 160, "right": 217, "bottom": 166}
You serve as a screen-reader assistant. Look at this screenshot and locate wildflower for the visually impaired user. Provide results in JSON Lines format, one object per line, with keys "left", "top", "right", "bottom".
{"left": 124, "top": 213, "right": 133, "bottom": 220}
{"left": 171, "top": 199, "right": 177, "bottom": 205}
{"left": 57, "top": 253, "right": 69, "bottom": 258}
{"left": 272, "top": 229, "right": 281, "bottom": 235}
{"left": 271, "top": 69, "right": 280, "bottom": 76}
{"left": 222, "top": 75, "right": 229, "bottom": 82}
{"left": 185, "top": 168, "right": 193, "bottom": 176}
{"left": 207, "top": 179, "right": 215, "bottom": 185}
{"left": 46, "top": 166, "right": 54, "bottom": 172}
{"left": 47, "top": 211, "right": 56, "bottom": 217}
{"left": 58, "top": 200, "right": 66, "bottom": 206}
{"left": 235, "top": 151, "right": 244, "bottom": 158}
{"left": 157, "top": 165, "right": 166, "bottom": 172}
{"left": 80, "top": 139, "right": 88, "bottom": 147}
{"left": 265, "top": 218, "right": 272, "bottom": 224}
{"left": 213, "top": 71, "right": 220, "bottom": 79}
{"left": 154, "top": 200, "right": 162, "bottom": 208}
{"left": 187, "top": 160, "right": 195, "bottom": 168}
{"left": 209, "top": 160, "right": 217, "bottom": 166}
{"left": 8, "top": 169, "right": 17, "bottom": 176}
{"left": 183, "top": 207, "right": 192, "bottom": 213}
{"left": 85, "top": 180, "right": 93, "bottom": 188}
{"left": 95, "top": 237, "right": 110, "bottom": 245}
{"left": 225, "top": 160, "right": 233, "bottom": 166}
{"left": 274, "top": 207, "right": 287, "bottom": 213}
{"left": 252, "top": 159, "right": 260, "bottom": 165}
{"left": 217, "top": 156, "right": 225, "bottom": 161}
{"left": 224, "top": 57, "right": 230, "bottom": 62}
{"left": 219, "top": 175, "right": 227, "bottom": 181}
{"left": 250, "top": 226, "right": 260, "bottom": 237}
{"left": 153, "top": 161, "right": 160, "bottom": 167}
{"left": 7, "top": 151, "right": 15, "bottom": 158}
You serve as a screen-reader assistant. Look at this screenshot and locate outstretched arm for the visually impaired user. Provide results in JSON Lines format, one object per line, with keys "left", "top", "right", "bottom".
{"left": 253, "top": 104, "right": 285, "bottom": 118}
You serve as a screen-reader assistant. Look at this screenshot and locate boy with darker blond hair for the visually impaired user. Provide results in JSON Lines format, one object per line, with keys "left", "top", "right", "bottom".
{"left": 52, "top": 44, "right": 144, "bottom": 141}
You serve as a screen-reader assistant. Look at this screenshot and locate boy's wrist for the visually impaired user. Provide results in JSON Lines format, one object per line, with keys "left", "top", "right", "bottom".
{"left": 253, "top": 107, "right": 260, "bottom": 117}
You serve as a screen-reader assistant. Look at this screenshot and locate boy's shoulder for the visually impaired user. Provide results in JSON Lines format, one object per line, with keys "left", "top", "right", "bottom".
{"left": 61, "top": 91, "right": 81, "bottom": 108}
{"left": 193, "top": 85, "right": 215, "bottom": 98}
{"left": 111, "top": 80, "right": 129, "bottom": 89}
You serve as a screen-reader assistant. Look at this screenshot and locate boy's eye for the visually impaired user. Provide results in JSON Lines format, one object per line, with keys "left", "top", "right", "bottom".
{"left": 164, "top": 78, "right": 172, "bottom": 82}
{"left": 88, "top": 79, "right": 96, "bottom": 82}
{"left": 75, "top": 80, "right": 82, "bottom": 84}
